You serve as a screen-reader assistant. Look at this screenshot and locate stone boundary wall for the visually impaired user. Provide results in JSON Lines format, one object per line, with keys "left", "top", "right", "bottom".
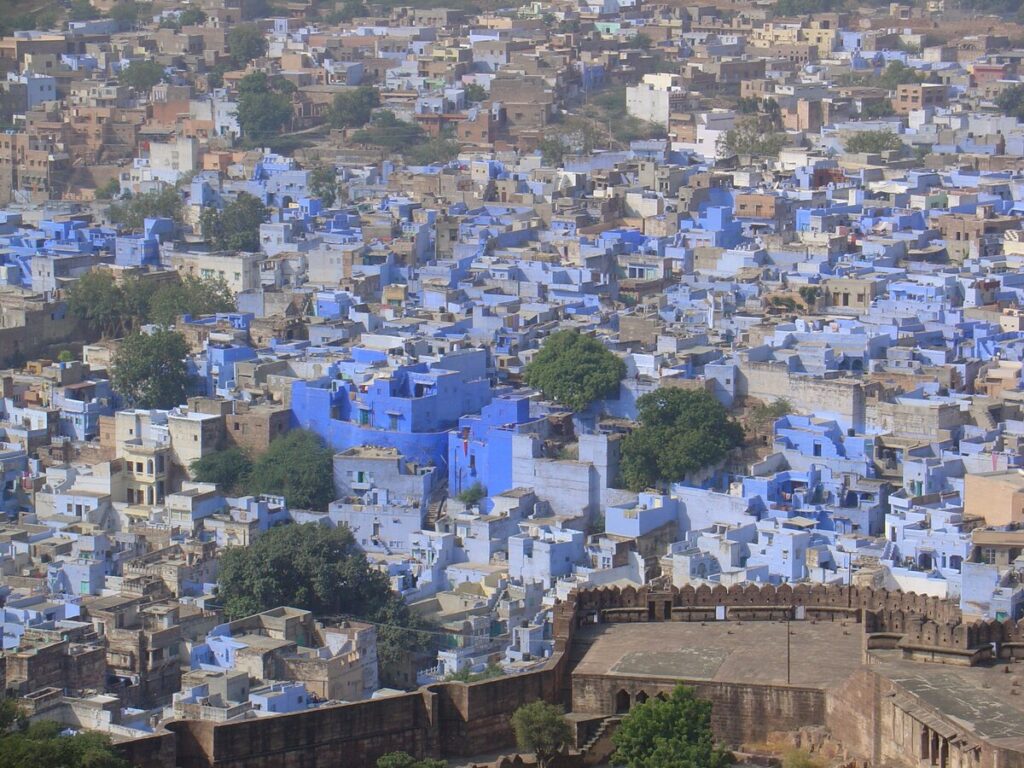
{"left": 569, "top": 583, "right": 1024, "bottom": 661}
{"left": 122, "top": 581, "right": 1018, "bottom": 768}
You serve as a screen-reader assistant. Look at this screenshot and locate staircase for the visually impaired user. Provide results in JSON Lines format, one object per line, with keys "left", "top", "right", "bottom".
{"left": 425, "top": 495, "right": 447, "bottom": 531}
{"left": 578, "top": 716, "right": 622, "bottom": 766}
{"left": 970, "top": 397, "right": 999, "bottom": 431}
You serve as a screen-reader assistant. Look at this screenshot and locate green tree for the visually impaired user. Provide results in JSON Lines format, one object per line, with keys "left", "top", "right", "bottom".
{"left": 797, "top": 286, "right": 820, "bottom": 306}
{"left": 612, "top": 685, "right": 732, "bottom": 768}
{"left": 445, "top": 662, "right": 503, "bottom": 682}
{"left": 773, "top": 0, "right": 837, "bottom": 15}
{"left": 327, "top": 0, "right": 368, "bottom": 21}
{"left": 95, "top": 178, "right": 121, "bottom": 200}
{"left": 109, "top": 0, "right": 150, "bottom": 26}
{"left": 620, "top": 389, "right": 743, "bottom": 491}
{"left": 996, "top": 84, "right": 1024, "bottom": 121}
{"left": 463, "top": 82, "right": 487, "bottom": 103}
{"left": 782, "top": 749, "right": 822, "bottom": 768}
{"left": 111, "top": 330, "right": 190, "bottom": 409}
{"left": 120, "top": 60, "right": 165, "bottom": 92}
{"left": 455, "top": 482, "right": 486, "bottom": 506}
{"left": 717, "top": 116, "right": 787, "bottom": 158}
{"left": 329, "top": 86, "right": 380, "bottom": 129}
{"left": 510, "top": 701, "right": 572, "bottom": 768}
{"left": 845, "top": 130, "right": 903, "bottom": 154}
{"left": 69, "top": 0, "right": 99, "bottom": 21}
{"left": 748, "top": 397, "right": 792, "bottom": 435}
{"left": 235, "top": 72, "right": 294, "bottom": 141}
{"left": 0, "top": 716, "right": 129, "bottom": 768}
{"left": 351, "top": 110, "right": 427, "bottom": 152}
{"left": 376, "top": 752, "right": 447, "bottom": 768}
{"left": 523, "top": 329, "right": 626, "bottom": 412}
{"left": 66, "top": 270, "right": 128, "bottom": 338}
{"left": 108, "top": 186, "right": 182, "bottom": 231}
{"left": 202, "top": 192, "right": 269, "bottom": 252}
{"left": 216, "top": 522, "right": 433, "bottom": 672}
{"left": 633, "top": 32, "right": 652, "bottom": 49}
{"left": 309, "top": 161, "right": 338, "bottom": 207}
{"left": 878, "top": 61, "right": 923, "bottom": 90}
{"left": 860, "top": 100, "right": 895, "bottom": 119}
{"left": 539, "top": 136, "right": 567, "bottom": 166}
{"left": 57, "top": 350, "right": 75, "bottom": 363}
{"left": 405, "top": 137, "right": 460, "bottom": 166}
{"left": 148, "top": 275, "right": 235, "bottom": 326}
{"left": 227, "top": 23, "right": 268, "bottom": 68}
{"left": 191, "top": 447, "right": 253, "bottom": 494}
{"left": 178, "top": 7, "right": 207, "bottom": 25}
{"left": 247, "top": 429, "right": 335, "bottom": 510}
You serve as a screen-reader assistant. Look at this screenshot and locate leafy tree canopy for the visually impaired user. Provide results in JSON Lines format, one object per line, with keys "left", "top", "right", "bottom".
{"left": 201, "top": 192, "right": 269, "bottom": 252}
{"left": 455, "top": 482, "right": 486, "bottom": 506}
{"left": 773, "top": 0, "right": 838, "bottom": 15}
{"left": 235, "top": 72, "right": 294, "bottom": 142}
{"left": 247, "top": 429, "right": 335, "bottom": 510}
{"left": 148, "top": 275, "right": 235, "bottom": 327}
{"left": 376, "top": 753, "right": 447, "bottom": 768}
{"left": 511, "top": 701, "right": 573, "bottom": 768}
{"left": 66, "top": 270, "right": 128, "bottom": 338}
{"left": 860, "top": 100, "right": 895, "bottom": 119}
{"left": 878, "top": 61, "right": 924, "bottom": 90}
{"left": 108, "top": 0, "right": 151, "bottom": 26}
{"left": 69, "top": 0, "right": 100, "bottom": 21}
{"left": 620, "top": 388, "right": 744, "bottom": 491}
{"left": 351, "top": 110, "right": 427, "bottom": 152}
{"left": 120, "top": 60, "right": 165, "bottom": 92}
{"left": 717, "top": 116, "right": 787, "bottom": 159}
{"left": 111, "top": 330, "right": 190, "bottom": 409}
{"left": 523, "top": 329, "right": 626, "bottom": 412}
{"left": 997, "top": 84, "right": 1024, "bottom": 122}
{"left": 107, "top": 186, "right": 182, "bottom": 231}
{"left": 67, "top": 272, "right": 233, "bottom": 339}
{"left": 95, "top": 178, "right": 121, "bottom": 200}
{"left": 180, "top": 7, "right": 208, "bottom": 24}
{"left": 611, "top": 685, "right": 732, "bottom": 768}
{"left": 325, "top": 0, "right": 368, "bottom": 22}
{"left": 463, "top": 82, "right": 487, "bottom": 103}
{"left": 308, "top": 161, "right": 338, "bottom": 208}
{"left": 748, "top": 397, "right": 792, "bottom": 435}
{"left": 216, "top": 522, "right": 433, "bottom": 674}
{"left": 845, "top": 130, "right": 903, "bottom": 154}
{"left": 0, "top": 700, "right": 128, "bottom": 768}
{"left": 329, "top": 86, "right": 380, "bottom": 129}
{"left": 191, "top": 447, "right": 253, "bottom": 494}
{"left": 405, "top": 137, "right": 460, "bottom": 166}
{"left": 227, "top": 23, "right": 268, "bottom": 68}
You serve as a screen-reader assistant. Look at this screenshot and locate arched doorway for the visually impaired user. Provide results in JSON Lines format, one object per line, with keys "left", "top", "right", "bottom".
{"left": 615, "top": 690, "right": 630, "bottom": 714}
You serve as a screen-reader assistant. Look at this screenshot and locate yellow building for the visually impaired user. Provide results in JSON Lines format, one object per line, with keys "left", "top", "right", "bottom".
{"left": 964, "top": 470, "right": 1024, "bottom": 527}
{"left": 121, "top": 442, "right": 170, "bottom": 506}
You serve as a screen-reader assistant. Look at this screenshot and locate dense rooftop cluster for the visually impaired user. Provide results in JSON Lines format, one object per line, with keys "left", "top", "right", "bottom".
{"left": 2, "top": 0, "right": 1024, "bottom": 758}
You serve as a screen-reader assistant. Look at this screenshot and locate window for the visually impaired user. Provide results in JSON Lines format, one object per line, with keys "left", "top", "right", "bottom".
{"left": 981, "top": 547, "right": 997, "bottom": 565}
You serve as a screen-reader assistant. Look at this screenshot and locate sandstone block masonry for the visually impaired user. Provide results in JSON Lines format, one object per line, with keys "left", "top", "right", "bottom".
{"left": 122, "top": 582, "right": 1024, "bottom": 768}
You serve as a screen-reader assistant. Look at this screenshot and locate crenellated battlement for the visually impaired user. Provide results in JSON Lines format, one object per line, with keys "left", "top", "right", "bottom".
{"left": 561, "top": 582, "right": 1018, "bottom": 665}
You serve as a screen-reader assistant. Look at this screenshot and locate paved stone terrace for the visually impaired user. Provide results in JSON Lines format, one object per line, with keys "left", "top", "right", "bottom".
{"left": 873, "top": 651, "right": 1024, "bottom": 749}
{"left": 571, "top": 620, "right": 864, "bottom": 688}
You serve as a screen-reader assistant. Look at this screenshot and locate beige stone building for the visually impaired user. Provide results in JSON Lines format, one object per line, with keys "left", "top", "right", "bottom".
{"left": 964, "top": 470, "right": 1024, "bottom": 526}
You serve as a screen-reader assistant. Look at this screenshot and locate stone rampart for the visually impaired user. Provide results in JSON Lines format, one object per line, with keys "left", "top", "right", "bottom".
{"left": 122, "top": 581, "right": 1015, "bottom": 768}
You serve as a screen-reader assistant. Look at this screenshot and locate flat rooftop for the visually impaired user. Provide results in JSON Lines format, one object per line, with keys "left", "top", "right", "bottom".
{"left": 572, "top": 620, "right": 863, "bottom": 689}
{"left": 872, "top": 652, "right": 1024, "bottom": 748}
{"left": 571, "top": 621, "right": 1024, "bottom": 752}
